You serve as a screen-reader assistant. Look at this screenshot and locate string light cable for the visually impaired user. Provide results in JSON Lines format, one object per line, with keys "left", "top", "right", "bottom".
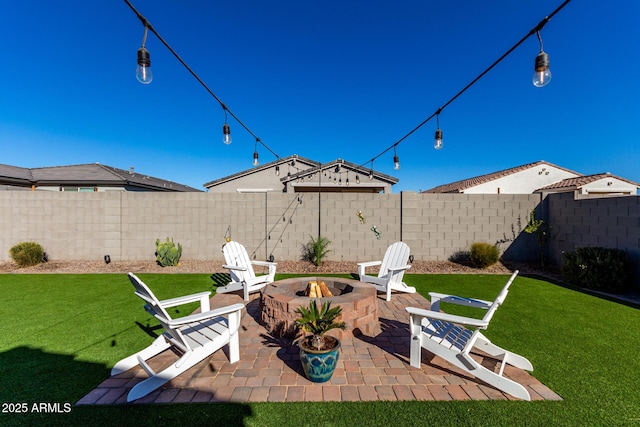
{"left": 124, "top": 0, "right": 281, "bottom": 160}
{"left": 358, "top": 0, "right": 571, "bottom": 169}
{"left": 125, "top": 0, "right": 571, "bottom": 177}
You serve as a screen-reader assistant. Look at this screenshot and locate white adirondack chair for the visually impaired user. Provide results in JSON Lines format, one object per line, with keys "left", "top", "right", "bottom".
{"left": 219, "top": 241, "right": 277, "bottom": 301}
{"left": 357, "top": 241, "right": 415, "bottom": 301}
{"left": 111, "top": 273, "right": 244, "bottom": 402}
{"left": 406, "top": 270, "right": 534, "bottom": 400}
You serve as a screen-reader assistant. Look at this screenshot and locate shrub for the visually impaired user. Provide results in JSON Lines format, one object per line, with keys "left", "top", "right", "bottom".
{"left": 523, "top": 209, "right": 552, "bottom": 268}
{"left": 562, "top": 247, "right": 632, "bottom": 293}
{"left": 301, "top": 235, "right": 331, "bottom": 267}
{"left": 9, "top": 241, "right": 45, "bottom": 267}
{"left": 155, "top": 237, "right": 182, "bottom": 267}
{"left": 469, "top": 242, "right": 500, "bottom": 269}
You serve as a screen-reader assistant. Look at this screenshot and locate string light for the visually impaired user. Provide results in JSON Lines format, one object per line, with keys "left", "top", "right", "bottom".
{"left": 222, "top": 108, "right": 232, "bottom": 145}
{"left": 125, "top": 0, "right": 570, "bottom": 176}
{"left": 135, "top": 25, "right": 153, "bottom": 84}
{"left": 533, "top": 31, "right": 552, "bottom": 87}
{"left": 434, "top": 111, "right": 443, "bottom": 150}
{"left": 253, "top": 140, "right": 259, "bottom": 166}
{"left": 393, "top": 146, "right": 400, "bottom": 170}
{"left": 124, "top": 0, "right": 281, "bottom": 160}
{"left": 356, "top": 0, "right": 570, "bottom": 171}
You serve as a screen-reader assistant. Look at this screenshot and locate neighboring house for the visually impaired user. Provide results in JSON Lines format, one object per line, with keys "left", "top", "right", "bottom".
{"left": 423, "top": 161, "right": 581, "bottom": 194}
{"left": 204, "top": 154, "right": 398, "bottom": 193}
{"left": 534, "top": 173, "right": 639, "bottom": 198}
{"left": 0, "top": 163, "right": 201, "bottom": 192}
{"left": 423, "top": 160, "right": 640, "bottom": 197}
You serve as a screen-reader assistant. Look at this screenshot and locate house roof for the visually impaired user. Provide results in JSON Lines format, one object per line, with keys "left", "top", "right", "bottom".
{"left": 0, "top": 163, "right": 201, "bottom": 192}
{"left": 204, "top": 155, "right": 398, "bottom": 191}
{"left": 203, "top": 154, "right": 319, "bottom": 188}
{"left": 282, "top": 158, "right": 398, "bottom": 185}
{"left": 423, "top": 160, "right": 581, "bottom": 193}
{"left": 535, "top": 173, "right": 640, "bottom": 191}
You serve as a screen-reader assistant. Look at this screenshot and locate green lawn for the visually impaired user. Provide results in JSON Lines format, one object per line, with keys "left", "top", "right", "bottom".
{"left": 1, "top": 272, "right": 639, "bottom": 426}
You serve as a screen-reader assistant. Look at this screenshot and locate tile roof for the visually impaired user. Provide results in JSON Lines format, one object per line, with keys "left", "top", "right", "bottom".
{"left": 535, "top": 173, "right": 640, "bottom": 191}
{"left": 423, "top": 160, "right": 581, "bottom": 193}
{"left": 0, "top": 163, "right": 201, "bottom": 192}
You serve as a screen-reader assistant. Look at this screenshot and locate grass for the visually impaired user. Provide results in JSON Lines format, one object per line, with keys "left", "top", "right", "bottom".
{"left": 1, "top": 272, "right": 639, "bottom": 426}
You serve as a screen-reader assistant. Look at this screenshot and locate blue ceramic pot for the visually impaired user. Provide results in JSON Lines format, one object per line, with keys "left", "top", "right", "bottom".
{"left": 298, "top": 336, "right": 341, "bottom": 383}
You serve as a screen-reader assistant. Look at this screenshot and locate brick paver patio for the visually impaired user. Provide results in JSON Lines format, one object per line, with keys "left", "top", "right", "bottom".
{"left": 78, "top": 288, "right": 561, "bottom": 405}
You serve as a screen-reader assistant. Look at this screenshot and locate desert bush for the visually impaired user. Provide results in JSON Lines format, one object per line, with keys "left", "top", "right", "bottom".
{"left": 155, "top": 237, "right": 182, "bottom": 267}
{"left": 469, "top": 242, "right": 500, "bottom": 269}
{"left": 562, "top": 247, "right": 632, "bottom": 293}
{"left": 9, "top": 241, "right": 45, "bottom": 267}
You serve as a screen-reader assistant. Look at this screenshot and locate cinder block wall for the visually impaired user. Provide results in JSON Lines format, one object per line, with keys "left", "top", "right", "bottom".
{"left": 546, "top": 192, "right": 640, "bottom": 280}
{"left": 0, "top": 191, "right": 541, "bottom": 263}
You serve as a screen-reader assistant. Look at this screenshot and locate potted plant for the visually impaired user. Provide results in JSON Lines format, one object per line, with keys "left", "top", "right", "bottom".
{"left": 295, "top": 300, "right": 345, "bottom": 383}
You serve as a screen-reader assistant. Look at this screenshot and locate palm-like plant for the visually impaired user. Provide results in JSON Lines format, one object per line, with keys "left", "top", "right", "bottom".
{"left": 295, "top": 300, "right": 345, "bottom": 350}
{"left": 302, "top": 235, "right": 332, "bottom": 267}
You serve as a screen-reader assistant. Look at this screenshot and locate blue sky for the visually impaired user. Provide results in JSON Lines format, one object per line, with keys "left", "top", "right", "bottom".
{"left": 2, "top": 1, "right": 639, "bottom": 192}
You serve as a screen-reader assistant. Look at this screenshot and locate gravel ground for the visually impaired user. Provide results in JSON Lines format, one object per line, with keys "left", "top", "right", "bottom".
{"left": 0, "top": 258, "right": 520, "bottom": 275}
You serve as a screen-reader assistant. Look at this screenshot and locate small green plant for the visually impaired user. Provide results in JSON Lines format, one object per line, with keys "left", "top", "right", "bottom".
{"left": 301, "top": 235, "right": 331, "bottom": 267}
{"left": 469, "top": 242, "right": 500, "bottom": 268}
{"left": 155, "top": 237, "right": 182, "bottom": 267}
{"left": 562, "top": 247, "right": 632, "bottom": 293}
{"left": 9, "top": 241, "right": 45, "bottom": 267}
{"left": 523, "top": 209, "right": 551, "bottom": 268}
{"left": 296, "top": 300, "right": 345, "bottom": 350}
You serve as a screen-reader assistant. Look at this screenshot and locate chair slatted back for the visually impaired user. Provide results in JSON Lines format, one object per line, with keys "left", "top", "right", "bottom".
{"left": 223, "top": 241, "right": 255, "bottom": 283}
{"left": 378, "top": 242, "right": 410, "bottom": 279}
{"left": 480, "top": 270, "right": 519, "bottom": 324}
{"left": 127, "top": 273, "right": 189, "bottom": 352}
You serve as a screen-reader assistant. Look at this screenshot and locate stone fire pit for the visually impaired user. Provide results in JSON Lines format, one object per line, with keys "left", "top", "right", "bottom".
{"left": 260, "top": 277, "right": 379, "bottom": 340}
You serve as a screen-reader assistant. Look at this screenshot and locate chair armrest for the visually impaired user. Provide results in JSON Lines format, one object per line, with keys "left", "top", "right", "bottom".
{"left": 406, "top": 307, "right": 489, "bottom": 329}
{"left": 168, "top": 303, "right": 245, "bottom": 327}
{"left": 251, "top": 261, "right": 277, "bottom": 268}
{"left": 387, "top": 265, "right": 412, "bottom": 273}
{"left": 223, "top": 264, "right": 248, "bottom": 271}
{"left": 429, "top": 292, "right": 492, "bottom": 312}
{"left": 158, "top": 291, "right": 212, "bottom": 311}
{"left": 357, "top": 260, "right": 381, "bottom": 276}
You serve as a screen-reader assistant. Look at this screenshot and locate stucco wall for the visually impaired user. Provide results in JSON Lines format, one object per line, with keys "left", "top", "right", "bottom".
{"left": 0, "top": 191, "right": 540, "bottom": 263}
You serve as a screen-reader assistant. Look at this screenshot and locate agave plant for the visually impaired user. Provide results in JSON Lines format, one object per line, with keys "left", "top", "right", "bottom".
{"left": 295, "top": 300, "right": 345, "bottom": 350}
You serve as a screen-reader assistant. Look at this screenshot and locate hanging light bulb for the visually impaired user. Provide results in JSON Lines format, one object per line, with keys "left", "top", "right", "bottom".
{"left": 356, "top": 175, "right": 360, "bottom": 184}
{"left": 369, "top": 169, "right": 374, "bottom": 181}
{"left": 393, "top": 147, "right": 400, "bottom": 170}
{"left": 434, "top": 128, "right": 443, "bottom": 150}
{"left": 434, "top": 112, "right": 443, "bottom": 150}
{"left": 253, "top": 144, "right": 259, "bottom": 166}
{"left": 275, "top": 165, "right": 280, "bottom": 176}
{"left": 222, "top": 123, "right": 232, "bottom": 145}
{"left": 533, "top": 31, "right": 552, "bottom": 87}
{"left": 135, "top": 26, "right": 153, "bottom": 84}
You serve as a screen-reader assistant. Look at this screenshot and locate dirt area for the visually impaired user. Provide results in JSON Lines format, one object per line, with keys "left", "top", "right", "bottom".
{"left": 0, "top": 258, "right": 522, "bottom": 275}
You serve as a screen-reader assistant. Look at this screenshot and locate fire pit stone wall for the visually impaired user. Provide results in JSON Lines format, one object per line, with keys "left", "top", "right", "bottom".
{"left": 260, "top": 277, "right": 379, "bottom": 340}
